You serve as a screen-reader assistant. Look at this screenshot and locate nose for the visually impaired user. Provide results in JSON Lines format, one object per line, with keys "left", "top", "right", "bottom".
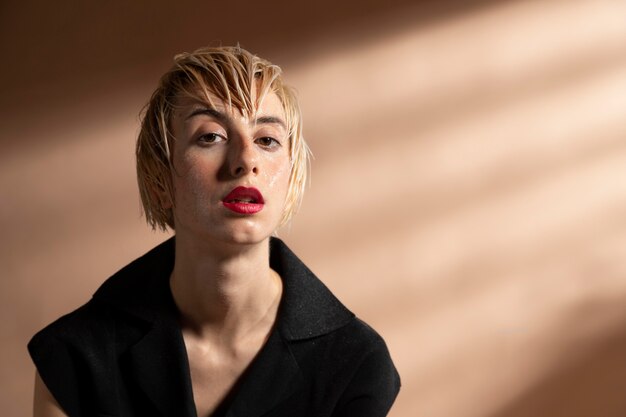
{"left": 228, "top": 136, "right": 258, "bottom": 178}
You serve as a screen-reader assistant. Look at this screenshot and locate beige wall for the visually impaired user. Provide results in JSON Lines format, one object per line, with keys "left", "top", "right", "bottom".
{"left": 2, "top": 0, "right": 626, "bottom": 416}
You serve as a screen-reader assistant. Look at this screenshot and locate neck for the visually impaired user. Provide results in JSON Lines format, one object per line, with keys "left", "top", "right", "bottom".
{"left": 169, "top": 235, "right": 282, "bottom": 343}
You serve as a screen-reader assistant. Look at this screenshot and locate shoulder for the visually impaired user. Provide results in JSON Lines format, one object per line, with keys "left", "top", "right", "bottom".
{"left": 27, "top": 240, "right": 175, "bottom": 417}
{"left": 343, "top": 317, "right": 400, "bottom": 382}
{"left": 315, "top": 316, "right": 398, "bottom": 376}
{"left": 327, "top": 317, "right": 401, "bottom": 416}
{"left": 284, "top": 315, "right": 401, "bottom": 417}
{"left": 28, "top": 237, "right": 176, "bottom": 373}
{"left": 336, "top": 316, "right": 391, "bottom": 348}
{"left": 27, "top": 299, "right": 116, "bottom": 417}
{"left": 28, "top": 299, "right": 113, "bottom": 354}
{"left": 320, "top": 315, "right": 399, "bottom": 381}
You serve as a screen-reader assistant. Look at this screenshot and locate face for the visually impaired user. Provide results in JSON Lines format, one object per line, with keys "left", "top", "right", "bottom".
{"left": 167, "top": 90, "right": 291, "bottom": 246}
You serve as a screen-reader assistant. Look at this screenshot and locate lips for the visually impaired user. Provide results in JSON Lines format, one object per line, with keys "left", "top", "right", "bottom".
{"left": 222, "top": 186, "right": 264, "bottom": 214}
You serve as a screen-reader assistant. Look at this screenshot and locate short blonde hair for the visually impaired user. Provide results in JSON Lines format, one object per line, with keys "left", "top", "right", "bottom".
{"left": 136, "top": 45, "right": 311, "bottom": 231}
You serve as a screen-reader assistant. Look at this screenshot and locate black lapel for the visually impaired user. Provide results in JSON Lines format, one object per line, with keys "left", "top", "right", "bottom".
{"left": 269, "top": 238, "right": 355, "bottom": 341}
{"left": 225, "top": 329, "right": 302, "bottom": 417}
{"left": 126, "top": 313, "right": 197, "bottom": 417}
{"left": 94, "top": 238, "right": 196, "bottom": 417}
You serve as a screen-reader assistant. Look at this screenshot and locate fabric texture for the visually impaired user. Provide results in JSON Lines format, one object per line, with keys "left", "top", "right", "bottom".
{"left": 29, "top": 237, "right": 401, "bottom": 417}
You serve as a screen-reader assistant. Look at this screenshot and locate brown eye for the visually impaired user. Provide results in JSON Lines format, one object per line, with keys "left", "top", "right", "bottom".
{"left": 198, "top": 133, "right": 225, "bottom": 145}
{"left": 256, "top": 137, "right": 280, "bottom": 148}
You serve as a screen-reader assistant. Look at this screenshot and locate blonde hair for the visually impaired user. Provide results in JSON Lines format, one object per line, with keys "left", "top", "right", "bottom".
{"left": 136, "top": 45, "right": 311, "bottom": 231}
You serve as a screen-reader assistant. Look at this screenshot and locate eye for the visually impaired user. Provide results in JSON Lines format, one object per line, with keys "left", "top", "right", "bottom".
{"left": 256, "top": 137, "right": 281, "bottom": 149}
{"left": 197, "top": 132, "right": 226, "bottom": 145}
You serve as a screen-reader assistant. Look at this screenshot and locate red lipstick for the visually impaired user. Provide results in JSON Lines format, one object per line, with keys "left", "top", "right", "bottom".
{"left": 222, "top": 186, "right": 264, "bottom": 214}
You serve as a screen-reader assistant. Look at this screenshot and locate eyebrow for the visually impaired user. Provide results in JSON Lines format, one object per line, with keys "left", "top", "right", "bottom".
{"left": 254, "top": 116, "right": 287, "bottom": 130}
{"left": 185, "top": 107, "right": 287, "bottom": 130}
{"left": 185, "top": 107, "right": 226, "bottom": 122}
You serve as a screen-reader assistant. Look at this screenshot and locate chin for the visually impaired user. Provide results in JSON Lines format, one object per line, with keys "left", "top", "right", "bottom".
{"left": 222, "top": 231, "right": 268, "bottom": 246}
{"left": 175, "top": 214, "right": 280, "bottom": 248}
{"left": 212, "top": 221, "right": 276, "bottom": 246}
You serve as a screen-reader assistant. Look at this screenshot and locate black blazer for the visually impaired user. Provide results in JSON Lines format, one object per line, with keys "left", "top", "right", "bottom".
{"left": 29, "top": 237, "right": 400, "bottom": 417}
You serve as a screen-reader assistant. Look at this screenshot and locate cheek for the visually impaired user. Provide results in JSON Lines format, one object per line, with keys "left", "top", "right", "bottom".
{"left": 173, "top": 154, "right": 220, "bottom": 201}
{"left": 265, "top": 157, "right": 291, "bottom": 196}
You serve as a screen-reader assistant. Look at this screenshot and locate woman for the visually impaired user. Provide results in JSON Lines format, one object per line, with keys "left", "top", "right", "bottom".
{"left": 30, "top": 45, "right": 400, "bottom": 417}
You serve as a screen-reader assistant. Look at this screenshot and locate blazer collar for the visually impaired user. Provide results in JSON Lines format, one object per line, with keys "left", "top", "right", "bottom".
{"left": 93, "top": 236, "right": 354, "bottom": 340}
{"left": 92, "top": 236, "right": 176, "bottom": 323}
{"left": 91, "top": 237, "right": 354, "bottom": 417}
{"left": 269, "top": 237, "right": 355, "bottom": 339}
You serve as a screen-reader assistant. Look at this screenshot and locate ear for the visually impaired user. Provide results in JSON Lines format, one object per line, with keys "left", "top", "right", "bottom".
{"left": 149, "top": 183, "right": 173, "bottom": 210}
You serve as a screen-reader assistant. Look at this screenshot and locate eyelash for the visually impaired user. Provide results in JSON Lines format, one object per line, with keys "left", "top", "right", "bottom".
{"left": 256, "top": 137, "right": 281, "bottom": 149}
{"left": 197, "top": 133, "right": 225, "bottom": 145}
{"left": 197, "top": 133, "right": 281, "bottom": 149}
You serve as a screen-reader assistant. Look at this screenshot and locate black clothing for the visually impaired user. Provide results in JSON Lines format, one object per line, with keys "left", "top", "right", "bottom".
{"left": 29, "top": 237, "right": 400, "bottom": 417}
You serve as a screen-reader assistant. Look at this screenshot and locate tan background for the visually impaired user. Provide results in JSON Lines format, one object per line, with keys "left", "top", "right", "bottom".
{"left": 2, "top": 0, "right": 626, "bottom": 416}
